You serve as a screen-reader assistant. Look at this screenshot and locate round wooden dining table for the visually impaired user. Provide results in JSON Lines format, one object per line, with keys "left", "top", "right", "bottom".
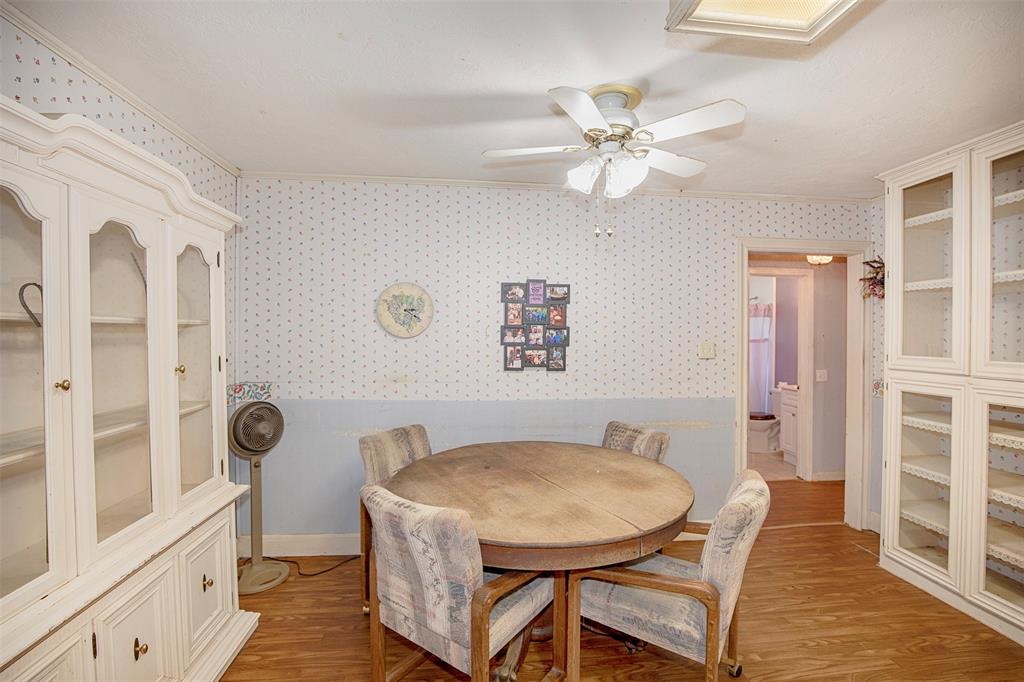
{"left": 382, "top": 441, "right": 695, "bottom": 681}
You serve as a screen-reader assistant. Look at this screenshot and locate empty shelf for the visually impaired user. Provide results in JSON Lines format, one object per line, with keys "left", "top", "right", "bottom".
{"left": 994, "top": 188, "right": 1024, "bottom": 220}
{"left": 901, "top": 499, "right": 1024, "bottom": 569}
{"left": 96, "top": 489, "right": 153, "bottom": 542}
{"left": 902, "top": 412, "right": 1024, "bottom": 451}
{"left": 901, "top": 455, "right": 1024, "bottom": 510}
{"left": 902, "top": 411, "right": 952, "bottom": 435}
{"left": 993, "top": 269, "right": 1024, "bottom": 285}
{"left": 0, "top": 313, "right": 208, "bottom": 327}
{"left": 904, "top": 207, "right": 953, "bottom": 228}
{"left": 1, "top": 401, "right": 210, "bottom": 473}
{"left": 904, "top": 278, "right": 953, "bottom": 292}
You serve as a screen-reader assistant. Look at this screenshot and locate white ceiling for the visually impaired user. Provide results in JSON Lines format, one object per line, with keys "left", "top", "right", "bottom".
{"left": 11, "top": 0, "right": 1024, "bottom": 199}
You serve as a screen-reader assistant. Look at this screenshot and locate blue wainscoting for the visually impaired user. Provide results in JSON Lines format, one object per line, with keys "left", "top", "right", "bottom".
{"left": 231, "top": 397, "right": 737, "bottom": 538}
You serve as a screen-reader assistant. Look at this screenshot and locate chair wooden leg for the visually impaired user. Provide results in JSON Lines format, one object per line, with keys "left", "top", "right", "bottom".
{"left": 725, "top": 603, "right": 742, "bottom": 678}
{"left": 368, "top": 548, "right": 386, "bottom": 682}
{"left": 470, "top": 609, "right": 491, "bottom": 682}
{"left": 704, "top": 598, "right": 720, "bottom": 682}
{"left": 361, "top": 500, "right": 371, "bottom": 615}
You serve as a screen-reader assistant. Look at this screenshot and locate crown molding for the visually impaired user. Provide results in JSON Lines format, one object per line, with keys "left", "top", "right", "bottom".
{"left": 240, "top": 170, "right": 877, "bottom": 205}
{"left": 0, "top": 1, "right": 240, "bottom": 177}
{"left": 876, "top": 119, "right": 1024, "bottom": 182}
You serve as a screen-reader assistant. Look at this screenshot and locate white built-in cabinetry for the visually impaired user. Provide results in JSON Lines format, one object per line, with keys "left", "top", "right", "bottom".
{"left": 0, "top": 97, "right": 256, "bottom": 679}
{"left": 880, "top": 120, "right": 1024, "bottom": 646}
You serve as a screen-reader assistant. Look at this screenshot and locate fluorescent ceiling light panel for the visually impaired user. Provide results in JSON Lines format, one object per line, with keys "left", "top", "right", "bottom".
{"left": 666, "top": 0, "right": 861, "bottom": 44}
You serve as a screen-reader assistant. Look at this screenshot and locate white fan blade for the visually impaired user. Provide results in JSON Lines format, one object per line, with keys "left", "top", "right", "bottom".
{"left": 482, "top": 145, "right": 584, "bottom": 158}
{"left": 548, "top": 86, "right": 611, "bottom": 134}
{"left": 637, "top": 148, "right": 707, "bottom": 178}
{"left": 636, "top": 99, "right": 746, "bottom": 144}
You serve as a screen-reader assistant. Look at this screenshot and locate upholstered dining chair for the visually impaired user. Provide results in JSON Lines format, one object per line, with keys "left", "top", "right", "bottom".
{"left": 362, "top": 485, "right": 553, "bottom": 682}
{"left": 359, "top": 424, "right": 433, "bottom": 613}
{"left": 602, "top": 420, "right": 671, "bottom": 463}
{"left": 568, "top": 470, "right": 770, "bottom": 682}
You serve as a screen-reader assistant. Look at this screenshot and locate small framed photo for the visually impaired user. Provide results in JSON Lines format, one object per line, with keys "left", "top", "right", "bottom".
{"left": 545, "top": 284, "right": 570, "bottom": 304}
{"left": 547, "top": 347, "right": 566, "bottom": 371}
{"left": 526, "top": 324, "right": 546, "bottom": 348}
{"left": 545, "top": 327, "right": 569, "bottom": 347}
{"left": 524, "top": 305, "right": 549, "bottom": 325}
{"left": 524, "top": 348, "right": 548, "bottom": 368}
{"left": 526, "top": 279, "right": 546, "bottom": 305}
{"left": 547, "top": 304, "right": 566, "bottom": 328}
{"left": 501, "top": 282, "right": 526, "bottom": 303}
{"left": 505, "top": 302, "right": 523, "bottom": 325}
{"left": 501, "top": 325, "right": 526, "bottom": 345}
{"left": 504, "top": 345, "right": 523, "bottom": 371}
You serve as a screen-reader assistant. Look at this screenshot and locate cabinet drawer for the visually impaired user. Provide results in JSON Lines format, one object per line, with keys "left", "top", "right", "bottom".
{"left": 2, "top": 630, "right": 92, "bottom": 682}
{"left": 94, "top": 563, "right": 178, "bottom": 682}
{"left": 179, "top": 518, "right": 232, "bottom": 664}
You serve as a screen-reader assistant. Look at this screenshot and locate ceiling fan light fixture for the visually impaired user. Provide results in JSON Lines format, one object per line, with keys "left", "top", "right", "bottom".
{"left": 567, "top": 156, "right": 605, "bottom": 195}
{"left": 603, "top": 151, "right": 649, "bottom": 199}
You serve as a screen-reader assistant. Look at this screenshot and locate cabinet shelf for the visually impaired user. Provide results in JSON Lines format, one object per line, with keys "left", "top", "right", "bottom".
{"left": 0, "top": 312, "right": 208, "bottom": 327}
{"left": 904, "top": 207, "right": 953, "bottom": 229}
{"left": 901, "top": 454, "right": 1024, "bottom": 510}
{"left": 901, "top": 499, "right": 1024, "bottom": 568}
{"left": 904, "top": 278, "right": 953, "bottom": 292}
{"left": 0, "top": 401, "right": 209, "bottom": 474}
{"left": 993, "top": 269, "right": 1024, "bottom": 285}
{"left": 994, "top": 188, "right": 1024, "bottom": 220}
{"left": 902, "top": 411, "right": 1024, "bottom": 450}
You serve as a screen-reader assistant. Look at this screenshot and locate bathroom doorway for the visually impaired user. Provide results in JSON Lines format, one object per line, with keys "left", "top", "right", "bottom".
{"left": 737, "top": 239, "right": 873, "bottom": 530}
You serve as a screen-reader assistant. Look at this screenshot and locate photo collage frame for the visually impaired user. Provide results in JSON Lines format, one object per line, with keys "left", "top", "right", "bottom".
{"left": 501, "top": 279, "right": 569, "bottom": 371}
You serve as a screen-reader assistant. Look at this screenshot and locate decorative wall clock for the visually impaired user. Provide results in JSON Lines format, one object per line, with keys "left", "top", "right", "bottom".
{"left": 376, "top": 282, "right": 434, "bottom": 338}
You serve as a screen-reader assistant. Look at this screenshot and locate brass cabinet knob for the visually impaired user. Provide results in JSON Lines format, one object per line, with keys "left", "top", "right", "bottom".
{"left": 54, "top": 379, "right": 71, "bottom": 391}
{"left": 174, "top": 364, "right": 186, "bottom": 375}
{"left": 202, "top": 574, "right": 214, "bottom": 592}
{"left": 133, "top": 637, "right": 149, "bottom": 660}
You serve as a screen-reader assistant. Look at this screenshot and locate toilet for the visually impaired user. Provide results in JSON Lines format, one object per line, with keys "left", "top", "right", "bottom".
{"left": 748, "top": 410, "right": 780, "bottom": 454}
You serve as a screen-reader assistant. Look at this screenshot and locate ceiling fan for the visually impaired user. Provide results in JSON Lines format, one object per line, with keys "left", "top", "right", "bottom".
{"left": 482, "top": 84, "right": 746, "bottom": 198}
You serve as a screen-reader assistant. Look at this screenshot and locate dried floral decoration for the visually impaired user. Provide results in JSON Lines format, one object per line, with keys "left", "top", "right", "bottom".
{"left": 860, "top": 258, "right": 885, "bottom": 299}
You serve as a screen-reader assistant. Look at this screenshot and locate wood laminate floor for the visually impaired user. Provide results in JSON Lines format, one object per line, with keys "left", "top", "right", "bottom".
{"left": 224, "top": 483, "right": 1024, "bottom": 681}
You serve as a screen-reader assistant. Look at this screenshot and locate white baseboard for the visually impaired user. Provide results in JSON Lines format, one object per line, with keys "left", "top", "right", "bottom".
{"left": 810, "top": 470, "right": 846, "bottom": 481}
{"left": 237, "top": 532, "right": 359, "bottom": 558}
{"left": 867, "top": 511, "right": 881, "bottom": 534}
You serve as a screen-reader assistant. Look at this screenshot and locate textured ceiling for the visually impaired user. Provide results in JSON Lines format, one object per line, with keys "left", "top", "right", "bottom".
{"left": 11, "top": 0, "right": 1024, "bottom": 199}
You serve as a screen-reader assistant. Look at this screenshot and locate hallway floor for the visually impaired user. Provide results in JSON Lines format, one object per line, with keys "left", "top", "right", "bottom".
{"left": 747, "top": 450, "right": 796, "bottom": 480}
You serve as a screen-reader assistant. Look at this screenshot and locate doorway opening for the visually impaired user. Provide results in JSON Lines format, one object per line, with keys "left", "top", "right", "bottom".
{"left": 737, "top": 239, "right": 873, "bottom": 530}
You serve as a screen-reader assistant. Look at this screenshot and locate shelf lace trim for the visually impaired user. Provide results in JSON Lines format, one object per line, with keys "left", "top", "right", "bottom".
{"left": 900, "top": 509, "right": 947, "bottom": 536}
{"left": 902, "top": 415, "right": 952, "bottom": 435}
{"left": 904, "top": 208, "right": 953, "bottom": 228}
{"left": 901, "top": 463, "right": 949, "bottom": 485}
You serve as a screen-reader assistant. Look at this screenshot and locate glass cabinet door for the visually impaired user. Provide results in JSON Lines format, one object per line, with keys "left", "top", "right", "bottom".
{"left": 174, "top": 242, "right": 216, "bottom": 498}
{"left": 888, "top": 380, "right": 963, "bottom": 581}
{"left": 972, "top": 137, "right": 1024, "bottom": 380}
{"left": 73, "top": 190, "right": 166, "bottom": 560}
{"left": 0, "top": 171, "right": 72, "bottom": 615}
{"left": 887, "top": 156, "right": 969, "bottom": 374}
{"left": 969, "top": 389, "right": 1024, "bottom": 617}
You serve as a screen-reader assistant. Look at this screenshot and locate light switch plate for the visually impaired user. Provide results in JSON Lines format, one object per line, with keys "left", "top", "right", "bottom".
{"left": 698, "top": 341, "right": 716, "bottom": 359}
{"left": 816, "top": 369, "right": 829, "bottom": 382}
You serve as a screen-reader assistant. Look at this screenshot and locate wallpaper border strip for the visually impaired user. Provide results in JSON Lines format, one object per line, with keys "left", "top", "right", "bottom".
{"left": 0, "top": 0, "right": 240, "bottom": 176}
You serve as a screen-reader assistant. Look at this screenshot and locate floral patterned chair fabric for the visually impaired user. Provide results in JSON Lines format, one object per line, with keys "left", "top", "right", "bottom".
{"left": 576, "top": 470, "right": 770, "bottom": 679}
{"left": 601, "top": 420, "right": 671, "bottom": 463}
{"left": 359, "top": 424, "right": 433, "bottom": 485}
{"left": 362, "top": 485, "right": 553, "bottom": 678}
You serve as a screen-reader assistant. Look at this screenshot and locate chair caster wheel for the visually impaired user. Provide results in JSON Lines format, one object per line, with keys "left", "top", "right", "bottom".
{"left": 727, "top": 663, "right": 742, "bottom": 678}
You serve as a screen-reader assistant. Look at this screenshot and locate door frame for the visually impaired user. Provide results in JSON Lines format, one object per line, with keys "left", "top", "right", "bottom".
{"left": 736, "top": 237, "right": 875, "bottom": 530}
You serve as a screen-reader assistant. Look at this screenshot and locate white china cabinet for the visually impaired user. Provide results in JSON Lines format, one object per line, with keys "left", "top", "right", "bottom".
{"left": 880, "top": 121, "right": 1024, "bottom": 646}
{"left": 0, "top": 97, "right": 256, "bottom": 680}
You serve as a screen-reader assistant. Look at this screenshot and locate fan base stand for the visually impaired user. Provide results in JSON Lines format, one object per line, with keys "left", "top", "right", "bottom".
{"left": 238, "top": 559, "right": 290, "bottom": 595}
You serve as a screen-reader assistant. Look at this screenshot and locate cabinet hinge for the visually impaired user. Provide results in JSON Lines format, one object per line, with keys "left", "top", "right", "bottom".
{"left": 220, "top": 459, "right": 225, "bottom": 476}
{"left": 217, "top": 251, "right": 221, "bottom": 267}
{"left": 218, "top": 355, "right": 222, "bottom": 372}
{"left": 92, "top": 632, "right": 97, "bottom": 659}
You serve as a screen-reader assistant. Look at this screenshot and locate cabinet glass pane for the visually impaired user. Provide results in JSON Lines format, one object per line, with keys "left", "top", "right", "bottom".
{"left": 902, "top": 174, "right": 954, "bottom": 358}
{"left": 91, "top": 222, "right": 152, "bottom": 542}
{"left": 983, "top": 403, "right": 1024, "bottom": 609}
{"left": 898, "top": 391, "right": 952, "bottom": 570}
{"left": 0, "top": 187, "right": 49, "bottom": 596}
{"left": 989, "top": 150, "right": 1024, "bottom": 364}
{"left": 177, "top": 246, "right": 213, "bottom": 495}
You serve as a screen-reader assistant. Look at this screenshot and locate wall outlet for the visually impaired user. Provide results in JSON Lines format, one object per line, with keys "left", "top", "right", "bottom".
{"left": 816, "top": 369, "right": 829, "bottom": 382}
{"left": 698, "top": 341, "right": 716, "bottom": 359}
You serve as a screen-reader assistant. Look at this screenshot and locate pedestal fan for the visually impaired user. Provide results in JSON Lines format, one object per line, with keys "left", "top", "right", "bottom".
{"left": 229, "top": 400, "right": 289, "bottom": 595}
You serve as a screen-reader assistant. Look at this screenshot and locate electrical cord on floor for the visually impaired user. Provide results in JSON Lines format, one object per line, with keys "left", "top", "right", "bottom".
{"left": 239, "top": 555, "right": 358, "bottom": 577}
